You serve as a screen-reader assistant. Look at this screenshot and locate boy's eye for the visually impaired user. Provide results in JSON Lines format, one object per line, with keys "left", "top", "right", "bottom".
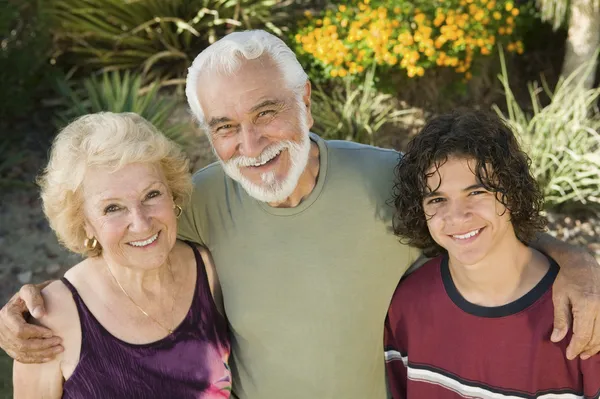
{"left": 427, "top": 197, "right": 445, "bottom": 205}
{"left": 104, "top": 204, "right": 120, "bottom": 214}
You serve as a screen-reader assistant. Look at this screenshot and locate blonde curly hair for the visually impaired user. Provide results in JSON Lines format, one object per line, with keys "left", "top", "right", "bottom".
{"left": 38, "top": 112, "right": 192, "bottom": 257}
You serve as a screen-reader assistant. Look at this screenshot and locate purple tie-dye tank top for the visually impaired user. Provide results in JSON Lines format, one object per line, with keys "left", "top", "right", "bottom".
{"left": 60, "top": 242, "right": 231, "bottom": 399}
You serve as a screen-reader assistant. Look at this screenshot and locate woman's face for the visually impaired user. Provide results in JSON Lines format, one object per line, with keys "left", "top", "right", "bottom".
{"left": 81, "top": 162, "right": 178, "bottom": 270}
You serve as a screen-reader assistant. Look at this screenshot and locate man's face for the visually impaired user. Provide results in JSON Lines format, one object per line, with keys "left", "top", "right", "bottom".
{"left": 422, "top": 156, "right": 514, "bottom": 267}
{"left": 195, "top": 57, "right": 314, "bottom": 203}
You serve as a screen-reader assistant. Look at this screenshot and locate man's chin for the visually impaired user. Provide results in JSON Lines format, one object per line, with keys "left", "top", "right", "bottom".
{"left": 240, "top": 180, "right": 291, "bottom": 203}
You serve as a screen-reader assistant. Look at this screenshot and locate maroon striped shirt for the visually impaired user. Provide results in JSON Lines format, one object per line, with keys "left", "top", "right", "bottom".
{"left": 385, "top": 255, "right": 600, "bottom": 399}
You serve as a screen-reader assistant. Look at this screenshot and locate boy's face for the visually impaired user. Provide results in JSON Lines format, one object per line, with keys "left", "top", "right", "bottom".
{"left": 423, "top": 156, "right": 515, "bottom": 267}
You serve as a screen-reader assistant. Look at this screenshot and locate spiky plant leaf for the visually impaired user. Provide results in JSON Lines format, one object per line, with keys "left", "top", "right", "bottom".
{"left": 55, "top": 71, "right": 188, "bottom": 144}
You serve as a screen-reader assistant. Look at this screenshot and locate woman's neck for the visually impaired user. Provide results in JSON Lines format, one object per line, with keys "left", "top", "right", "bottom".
{"left": 100, "top": 252, "right": 179, "bottom": 298}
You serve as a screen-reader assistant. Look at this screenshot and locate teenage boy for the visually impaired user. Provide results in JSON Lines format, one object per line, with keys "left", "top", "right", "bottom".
{"left": 385, "top": 110, "right": 600, "bottom": 398}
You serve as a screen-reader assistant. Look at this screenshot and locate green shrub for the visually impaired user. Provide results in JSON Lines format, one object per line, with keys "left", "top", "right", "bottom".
{"left": 0, "top": 140, "right": 32, "bottom": 189}
{"left": 293, "top": 0, "right": 534, "bottom": 82}
{"left": 493, "top": 51, "right": 600, "bottom": 209}
{"left": 47, "top": 0, "right": 286, "bottom": 82}
{"left": 54, "top": 71, "right": 189, "bottom": 144}
{"left": 0, "top": 0, "right": 56, "bottom": 127}
{"left": 311, "top": 66, "right": 415, "bottom": 144}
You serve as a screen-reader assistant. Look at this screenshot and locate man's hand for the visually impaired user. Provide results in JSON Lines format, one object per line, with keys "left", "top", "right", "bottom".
{"left": 550, "top": 249, "right": 600, "bottom": 360}
{"left": 0, "top": 282, "right": 63, "bottom": 363}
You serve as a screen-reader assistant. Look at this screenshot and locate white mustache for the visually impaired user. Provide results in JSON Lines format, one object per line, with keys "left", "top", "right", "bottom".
{"left": 228, "top": 142, "right": 289, "bottom": 168}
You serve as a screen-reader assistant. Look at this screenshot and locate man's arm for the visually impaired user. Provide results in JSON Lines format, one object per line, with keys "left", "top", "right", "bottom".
{"left": 531, "top": 232, "right": 600, "bottom": 360}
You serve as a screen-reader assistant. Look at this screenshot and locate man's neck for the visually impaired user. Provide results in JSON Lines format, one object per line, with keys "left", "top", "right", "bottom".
{"left": 268, "top": 141, "right": 320, "bottom": 208}
{"left": 448, "top": 237, "right": 550, "bottom": 307}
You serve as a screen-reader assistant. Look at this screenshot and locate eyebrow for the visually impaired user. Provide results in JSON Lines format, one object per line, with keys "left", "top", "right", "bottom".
{"left": 207, "top": 116, "right": 233, "bottom": 129}
{"left": 206, "top": 99, "right": 284, "bottom": 129}
{"left": 96, "top": 181, "right": 165, "bottom": 204}
{"left": 249, "top": 99, "right": 284, "bottom": 113}
{"left": 423, "top": 183, "right": 485, "bottom": 199}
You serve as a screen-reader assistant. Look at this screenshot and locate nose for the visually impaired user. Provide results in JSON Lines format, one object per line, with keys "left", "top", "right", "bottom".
{"left": 444, "top": 199, "right": 472, "bottom": 225}
{"left": 238, "top": 124, "right": 265, "bottom": 158}
{"left": 128, "top": 205, "right": 152, "bottom": 233}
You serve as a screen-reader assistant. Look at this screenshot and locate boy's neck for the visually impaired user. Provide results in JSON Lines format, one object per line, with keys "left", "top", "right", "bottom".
{"left": 448, "top": 236, "right": 550, "bottom": 307}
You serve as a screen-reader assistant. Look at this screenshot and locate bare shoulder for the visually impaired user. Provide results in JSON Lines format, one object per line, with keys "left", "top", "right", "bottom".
{"left": 172, "top": 240, "right": 215, "bottom": 273}
{"left": 184, "top": 242, "right": 224, "bottom": 316}
{"left": 195, "top": 244, "right": 215, "bottom": 269}
{"left": 38, "top": 280, "right": 78, "bottom": 334}
{"left": 192, "top": 244, "right": 218, "bottom": 283}
{"left": 38, "top": 260, "right": 90, "bottom": 345}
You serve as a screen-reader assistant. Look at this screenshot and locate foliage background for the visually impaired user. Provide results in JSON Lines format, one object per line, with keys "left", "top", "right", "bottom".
{"left": 1, "top": 0, "right": 600, "bottom": 396}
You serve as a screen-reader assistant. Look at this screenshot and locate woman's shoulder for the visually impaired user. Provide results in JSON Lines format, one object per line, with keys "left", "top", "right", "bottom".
{"left": 40, "top": 258, "right": 98, "bottom": 333}
{"left": 39, "top": 278, "right": 79, "bottom": 333}
{"left": 173, "top": 240, "right": 213, "bottom": 268}
{"left": 174, "top": 240, "right": 224, "bottom": 316}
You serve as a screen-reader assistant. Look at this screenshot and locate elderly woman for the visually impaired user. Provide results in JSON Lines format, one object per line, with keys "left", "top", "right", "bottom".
{"left": 13, "top": 112, "right": 231, "bottom": 398}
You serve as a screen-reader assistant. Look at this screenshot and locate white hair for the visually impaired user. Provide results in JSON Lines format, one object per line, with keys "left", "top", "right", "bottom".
{"left": 185, "top": 29, "right": 308, "bottom": 129}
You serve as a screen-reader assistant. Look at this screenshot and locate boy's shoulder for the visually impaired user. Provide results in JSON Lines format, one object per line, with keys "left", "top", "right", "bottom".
{"left": 389, "top": 256, "right": 446, "bottom": 309}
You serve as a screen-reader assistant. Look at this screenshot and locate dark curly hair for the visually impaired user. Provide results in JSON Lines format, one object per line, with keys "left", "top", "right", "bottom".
{"left": 392, "top": 109, "right": 546, "bottom": 257}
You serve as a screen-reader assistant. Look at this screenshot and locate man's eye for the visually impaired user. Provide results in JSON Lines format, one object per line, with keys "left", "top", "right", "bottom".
{"left": 258, "top": 110, "right": 274, "bottom": 118}
{"left": 104, "top": 204, "right": 120, "bottom": 214}
{"left": 469, "top": 190, "right": 485, "bottom": 196}
{"left": 216, "top": 124, "right": 233, "bottom": 132}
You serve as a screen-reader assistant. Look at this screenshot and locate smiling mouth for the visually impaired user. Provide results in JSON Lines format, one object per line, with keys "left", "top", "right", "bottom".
{"left": 450, "top": 228, "right": 483, "bottom": 240}
{"left": 128, "top": 231, "right": 160, "bottom": 247}
{"left": 247, "top": 149, "right": 284, "bottom": 169}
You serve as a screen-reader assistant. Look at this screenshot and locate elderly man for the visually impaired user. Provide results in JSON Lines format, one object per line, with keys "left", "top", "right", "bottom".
{"left": 2, "top": 30, "right": 600, "bottom": 399}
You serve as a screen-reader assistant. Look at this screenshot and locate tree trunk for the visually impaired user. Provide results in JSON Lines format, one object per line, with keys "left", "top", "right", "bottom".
{"left": 561, "top": 0, "right": 600, "bottom": 89}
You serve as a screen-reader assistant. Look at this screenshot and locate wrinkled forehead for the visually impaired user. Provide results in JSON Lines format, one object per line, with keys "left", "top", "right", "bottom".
{"left": 195, "top": 56, "right": 291, "bottom": 118}
{"left": 82, "top": 163, "right": 166, "bottom": 202}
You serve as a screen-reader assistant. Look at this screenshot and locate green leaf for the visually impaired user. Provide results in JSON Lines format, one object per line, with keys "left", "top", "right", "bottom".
{"left": 54, "top": 71, "right": 189, "bottom": 145}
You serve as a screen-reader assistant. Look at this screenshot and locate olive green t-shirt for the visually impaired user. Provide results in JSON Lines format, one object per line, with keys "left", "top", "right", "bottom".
{"left": 177, "top": 134, "right": 418, "bottom": 399}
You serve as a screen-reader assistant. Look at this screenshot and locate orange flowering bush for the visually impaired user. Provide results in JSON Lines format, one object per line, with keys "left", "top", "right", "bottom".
{"left": 294, "top": 0, "right": 531, "bottom": 80}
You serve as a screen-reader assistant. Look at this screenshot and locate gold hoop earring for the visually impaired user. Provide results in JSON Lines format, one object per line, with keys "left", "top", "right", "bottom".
{"left": 174, "top": 204, "right": 183, "bottom": 218}
{"left": 84, "top": 237, "right": 98, "bottom": 250}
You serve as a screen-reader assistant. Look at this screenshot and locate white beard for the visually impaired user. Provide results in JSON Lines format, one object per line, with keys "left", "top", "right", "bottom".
{"left": 219, "top": 112, "right": 311, "bottom": 203}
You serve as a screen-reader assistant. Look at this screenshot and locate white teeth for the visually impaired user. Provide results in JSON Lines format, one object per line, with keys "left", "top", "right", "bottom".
{"left": 250, "top": 148, "right": 283, "bottom": 167}
{"left": 452, "top": 229, "right": 480, "bottom": 240}
{"left": 129, "top": 233, "right": 159, "bottom": 247}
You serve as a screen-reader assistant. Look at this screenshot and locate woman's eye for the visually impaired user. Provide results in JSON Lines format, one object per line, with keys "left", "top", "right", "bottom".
{"left": 104, "top": 204, "right": 120, "bottom": 214}
{"left": 146, "top": 190, "right": 161, "bottom": 200}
